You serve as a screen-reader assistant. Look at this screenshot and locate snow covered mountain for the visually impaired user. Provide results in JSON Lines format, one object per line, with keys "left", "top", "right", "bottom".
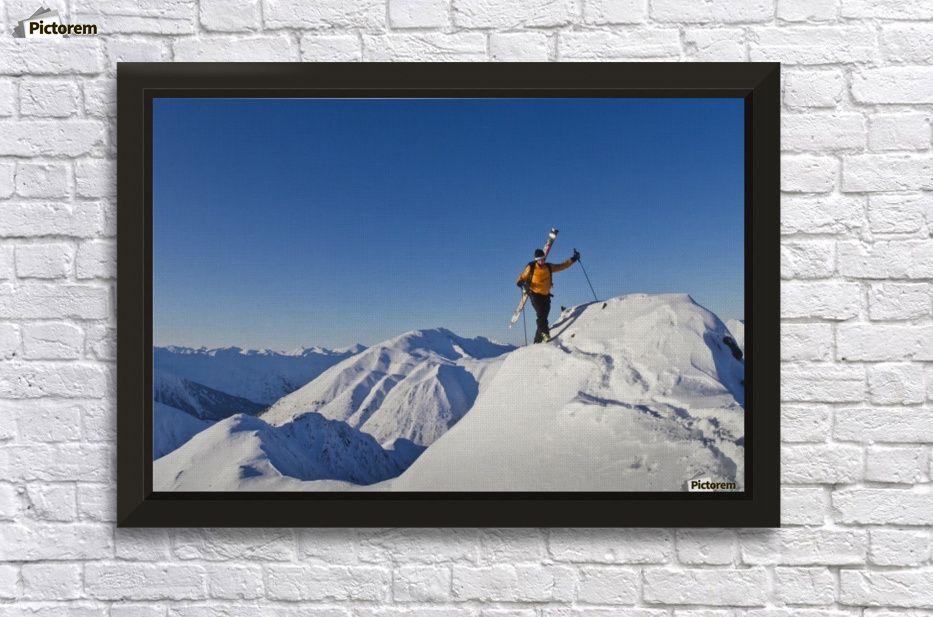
{"left": 260, "top": 328, "right": 515, "bottom": 448}
{"left": 153, "top": 344, "right": 366, "bottom": 405}
{"left": 388, "top": 294, "right": 745, "bottom": 492}
{"left": 153, "top": 371, "right": 265, "bottom": 421}
{"left": 153, "top": 402, "right": 212, "bottom": 459}
{"left": 726, "top": 319, "right": 745, "bottom": 354}
{"left": 153, "top": 412, "right": 407, "bottom": 491}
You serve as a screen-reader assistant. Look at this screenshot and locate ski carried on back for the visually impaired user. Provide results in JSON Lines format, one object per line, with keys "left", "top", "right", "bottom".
{"left": 509, "top": 228, "right": 559, "bottom": 328}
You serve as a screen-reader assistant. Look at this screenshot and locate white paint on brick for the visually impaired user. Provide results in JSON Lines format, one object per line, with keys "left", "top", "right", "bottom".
{"left": 0, "top": 0, "right": 929, "bottom": 612}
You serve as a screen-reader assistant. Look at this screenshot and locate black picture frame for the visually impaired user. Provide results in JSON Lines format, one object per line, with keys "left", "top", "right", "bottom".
{"left": 117, "top": 62, "right": 779, "bottom": 527}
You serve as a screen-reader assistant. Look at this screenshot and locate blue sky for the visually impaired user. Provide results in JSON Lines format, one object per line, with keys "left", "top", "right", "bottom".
{"left": 153, "top": 97, "right": 744, "bottom": 350}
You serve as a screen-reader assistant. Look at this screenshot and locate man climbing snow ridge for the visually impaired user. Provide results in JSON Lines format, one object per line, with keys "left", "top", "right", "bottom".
{"left": 516, "top": 247, "right": 580, "bottom": 343}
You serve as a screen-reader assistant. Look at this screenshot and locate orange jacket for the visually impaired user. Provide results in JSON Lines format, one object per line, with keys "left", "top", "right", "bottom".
{"left": 516, "top": 258, "right": 574, "bottom": 295}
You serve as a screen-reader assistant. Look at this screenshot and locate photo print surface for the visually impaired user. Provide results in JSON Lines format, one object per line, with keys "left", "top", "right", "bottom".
{"left": 152, "top": 97, "right": 745, "bottom": 493}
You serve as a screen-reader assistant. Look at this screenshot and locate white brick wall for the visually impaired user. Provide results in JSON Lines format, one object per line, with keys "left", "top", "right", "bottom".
{"left": 0, "top": 0, "right": 931, "bottom": 611}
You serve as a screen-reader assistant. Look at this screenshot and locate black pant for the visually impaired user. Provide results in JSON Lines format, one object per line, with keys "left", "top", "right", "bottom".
{"left": 529, "top": 292, "right": 551, "bottom": 343}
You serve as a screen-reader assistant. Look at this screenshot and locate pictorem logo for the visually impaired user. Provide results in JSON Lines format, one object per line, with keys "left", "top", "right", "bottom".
{"left": 12, "top": 7, "right": 99, "bottom": 38}
{"left": 688, "top": 478, "right": 739, "bottom": 492}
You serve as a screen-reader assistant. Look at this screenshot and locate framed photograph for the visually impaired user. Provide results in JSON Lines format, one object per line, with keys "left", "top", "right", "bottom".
{"left": 118, "top": 62, "right": 779, "bottom": 527}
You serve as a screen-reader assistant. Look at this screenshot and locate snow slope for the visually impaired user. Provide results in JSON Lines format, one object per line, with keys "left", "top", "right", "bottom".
{"left": 153, "top": 412, "right": 406, "bottom": 491}
{"left": 261, "top": 328, "right": 514, "bottom": 448}
{"left": 153, "top": 345, "right": 365, "bottom": 405}
{"left": 389, "top": 294, "right": 745, "bottom": 492}
{"left": 153, "top": 402, "right": 213, "bottom": 459}
{"left": 153, "top": 371, "right": 265, "bottom": 421}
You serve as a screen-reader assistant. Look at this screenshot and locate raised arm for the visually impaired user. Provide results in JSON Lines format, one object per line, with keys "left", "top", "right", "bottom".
{"left": 550, "top": 257, "right": 575, "bottom": 273}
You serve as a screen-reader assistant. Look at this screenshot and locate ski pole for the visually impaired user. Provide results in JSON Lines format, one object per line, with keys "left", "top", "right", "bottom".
{"left": 575, "top": 248, "right": 599, "bottom": 302}
{"left": 521, "top": 303, "right": 528, "bottom": 346}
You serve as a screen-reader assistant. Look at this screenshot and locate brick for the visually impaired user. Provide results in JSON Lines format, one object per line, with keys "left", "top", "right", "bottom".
{"left": 838, "top": 240, "right": 933, "bottom": 279}
{"left": 781, "top": 155, "right": 838, "bottom": 192}
{"left": 201, "top": 0, "right": 261, "bottom": 31}
{"left": 560, "top": 30, "right": 682, "bottom": 60}
{"left": 783, "top": 70, "right": 844, "bottom": 108}
{"left": 489, "top": 33, "right": 551, "bottom": 62}
{"left": 868, "top": 363, "right": 925, "bottom": 405}
{"left": 263, "top": 0, "right": 385, "bottom": 30}
{"left": 781, "top": 487, "right": 826, "bottom": 525}
{"left": 781, "top": 240, "right": 834, "bottom": 279}
{"left": 452, "top": 564, "right": 575, "bottom": 602}
{"left": 359, "top": 529, "right": 480, "bottom": 563}
{"left": 833, "top": 487, "right": 933, "bottom": 524}
{"left": 0, "top": 323, "right": 20, "bottom": 360}
{"left": 0, "top": 483, "right": 19, "bottom": 520}
{"left": 782, "top": 323, "right": 833, "bottom": 361}
{"left": 778, "top": 0, "right": 838, "bottom": 21}
{"left": 266, "top": 565, "right": 390, "bottom": 600}
{"left": 782, "top": 443, "right": 863, "bottom": 483}
{"left": 0, "top": 81, "right": 15, "bottom": 116}
{"left": 389, "top": 0, "right": 449, "bottom": 28}
{"left": 869, "top": 282, "right": 930, "bottom": 320}
{"left": 841, "top": 0, "right": 933, "bottom": 19}
{"left": 105, "top": 38, "right": 169, "bottom": 64}
{"left": 0, "top": 247, "right": 11, "bottom": 281}
{"left": 0, "top": 39, "right": 103, "bottom": 74}
{"left": 300, "top": 35, "right": 363, "bottom": 62}
{"left": 0, "top": 564, "right": 15, "bottom": 599}
{"left": 75, "top": 158, "right": 115, "bottom": 198}
{"left": 85, "top": 324, "right": 116, "bottom": 361}
{"left": 852, "top": 68, "right": 933, "bottom": 105}
{"left": 644, "top": 567, "right": 768, "bottom": 605}
{"left": 881, "top": 23, "right": 933, "bottom": 63}
{"left": 453, "top": 0, "right": 577, "bottom": 27}
{"left": 393, "top": 564, "right": 451, "bottom": 602}
{"left": 114, "top": 528, "right": 172, "bottom": 561}
{"left": 2, "top": 442, "right": 111, "bottom": 482}
{"left": 781, "top": 194, "right": 863, "bottom": 235}
{"left": 0, "top": 522, "right": 112, "bottom": 560}
{"left": 15, "top": 243, "right": 74, "bottom": 279}
{"left": 774, "top": 567, "right": 835, "bottom": 605}
{"left": 0, "top": 161, "right": 13, "bottom": 198}
{"left": 781, "top": 406, "right": 831, "bottom": 442}
{"left": 83, "top": 80, "right": 115, "bottom": 118}
{"left": 835, "top": 407, "right": 933, "bottom": 442}
{"left": 840, "top": 570, "right": 933, "bottom": 608}
{"left": 781, "top": 363, "right": 865, "bottom": 402}
{"left": 651, "top": 0, "right": 772, "bottom": 22}
{"left": 576, "top": 566, "right": 639, "bottom": 603}
{"left": 76, "top": 240, "right": 115, "bottom": 280}
{"left": 0, "top": 361, "right": 107, "bottom": 398}
{"left": 22, "top": 322, "right": 84, "bottom": 360}
{"left": 782, "top": 113, "right": 866, "bottom": 151}
{"left": 740, "top": 528, "right": 867, "bottom": 565}
{"left": 749, "top": 26, "right": 876, "bottom": 64}
{"left": 548, "top": 529, "right": 673, "bottom": 563}
{"left": 869, "top": 193, "right": 928, "bottom": 234}
{"left": 85, "top": 563, "right": 207, "bottom": 600}
{"left": 363, "top": 34, "right": 487, "bottom": 61}
{"left": 174, "top": 36, "right": 298, "bottom": 62}
{"left": 866, "top": 446, "right": 928, "bottom": 483}
{"left": 781, "top": 281, "right": 861, "bottom": 320}
{"left": 479, "top": 529, "right": 547, "bottom": 563}
{"left": 77, "top": 483, "right": 115, "bottom": 522}
{"left": 19, "top": 81, "right": 80, "bottom": 117}
{"left": 585, "top": 0, "right": 647, "bottom": 23}
{"left": 15, "top": 163, "right": 72, "bottom": 198}
{"left": 206, "top": 564, "right": 264, "bottom": 599}
{"left": 869, "top": 114, "right": 931, "bottom": 151}
{"left": 21, "top": 563, "right": 82, "bottom": 599}
{"left": 173, "top": 528, "right": 296, "bottom": 560}
{"left": 0, "top": 283, "right": 109, "bottom": 319}
{"left": 837, "top": 323, "right": 933, "bottom": 360}
{"left": 675, "top": 530, "right": 735, "bottom": 564}
{"left": 843, "top": 155, "right": 933, "bottom": 192}
{"left": 868, "top": 529, "right": 930, "bottom": 566}
{"left": 23, "top": 484, "right": 76, "bottom": 522}
{"left": 0, "top": 120, "right": 105, "bottom": 157}
{"left": 6, "top": 399, "right": 84, "bottom": 442}
{"left": 683, "top": 28, "right": 747, "bottom": 62}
